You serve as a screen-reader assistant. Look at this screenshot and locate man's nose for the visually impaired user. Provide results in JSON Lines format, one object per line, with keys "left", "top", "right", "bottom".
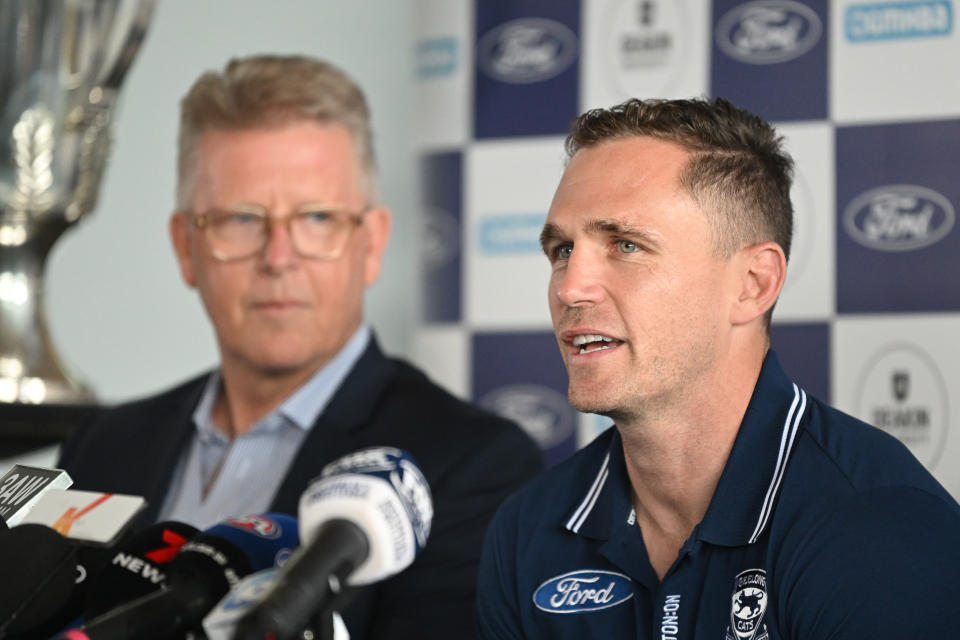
{"left": 553, "top": 248, "right": 604, "bottom": 308}
{"left": 261, "top": 217, "right": 298, "bottom": 269}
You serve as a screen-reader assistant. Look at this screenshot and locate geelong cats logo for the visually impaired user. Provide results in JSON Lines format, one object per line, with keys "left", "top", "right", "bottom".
{"left": 726, "top": 569, "right": 769, "bottom": 640}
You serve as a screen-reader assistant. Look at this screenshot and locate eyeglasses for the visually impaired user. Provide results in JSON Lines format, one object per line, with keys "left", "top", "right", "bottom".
{"left": 189, "top": 205, "right": 368, "bottom": 261}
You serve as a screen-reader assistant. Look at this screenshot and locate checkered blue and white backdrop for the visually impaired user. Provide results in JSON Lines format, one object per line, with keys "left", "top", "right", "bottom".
{"left": 411, "top": 0, "right": 960, "bottom": 498}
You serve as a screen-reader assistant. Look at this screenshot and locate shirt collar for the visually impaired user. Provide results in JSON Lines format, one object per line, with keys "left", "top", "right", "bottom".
{"left": 562, "top": 350, "right": 808, "bottom": 547}
{"left": 562, "top": 427, "right": 631, "bottom": 541}
{"left": 280, "top": 325, "right": 371, "bottom": 429}
{"left": 698, "top": 350, "right": 807, "bottom": 546}
{"left": 192, "top": 325, "right": 372, "bottom": 437}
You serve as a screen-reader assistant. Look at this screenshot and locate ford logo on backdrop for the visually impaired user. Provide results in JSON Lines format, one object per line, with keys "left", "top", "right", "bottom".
{"left": 422, "top": 207, "right": 460, "bottom": 271}
{"left": 843, "top": 185, "right": 956, "bottom": 251}
{"left": 478, "top": 18, "right": 578, "bottom": 84}
{"left": 533, "top": 569, "right": 634, "bottom": 613}
{"left": 716, "top": 0, "right": 823, "bottom": 64}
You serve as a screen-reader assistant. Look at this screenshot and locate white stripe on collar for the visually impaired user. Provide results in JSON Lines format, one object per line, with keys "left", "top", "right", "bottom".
{"left": 566, "top": 452, "right": 611, "bottom": 533}
{"left": 748, "top": 383, "right": 808, "bottom": 544}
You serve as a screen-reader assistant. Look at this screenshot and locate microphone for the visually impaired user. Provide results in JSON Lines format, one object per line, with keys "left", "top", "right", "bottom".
{"left": 83, "top": 521, "right": 199, "bottom": 619}
{"left": 0, "top": 464, "right": 73, "bottom": 526}
{"left": 3, "top": 538, "right": 126, "bottom": 640}
{"left": 0, "top": 489, "right": 150, "bottom": 638}
{"left": 0, "top": 524, "right": 78, "bottom": 635}
{"left": 202, "top": 569, "right": 350, "bottom": 640}
{"left": 56, "top": 513, "right": 298, "bottom": 640}
{"left": 234, "top": 447, "right": 434, "bottom": 640}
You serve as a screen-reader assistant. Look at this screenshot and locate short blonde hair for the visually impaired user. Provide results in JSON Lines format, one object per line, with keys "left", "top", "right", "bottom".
{"left": 177, "top": 54, "right": 376, "bottom": 208}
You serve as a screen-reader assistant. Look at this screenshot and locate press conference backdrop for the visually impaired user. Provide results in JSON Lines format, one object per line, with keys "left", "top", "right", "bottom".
{"left": 412, "top": 0, "right": 960, "bottom": 498}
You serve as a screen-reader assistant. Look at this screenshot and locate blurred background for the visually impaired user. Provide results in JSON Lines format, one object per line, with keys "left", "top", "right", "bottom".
{"left": 44, "top": 1, "right": 419, "bottom": 401}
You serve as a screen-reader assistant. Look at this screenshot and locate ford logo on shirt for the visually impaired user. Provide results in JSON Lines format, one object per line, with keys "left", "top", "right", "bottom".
{"left": 716, "top": 0, "right": 823, "bottom": 64}
{"left": 533, "top": 569, "right": 634, "bottom": 613}
{"left": 843, "top": 184, "right": 956, "bottom": 251}
{"left": 477, "top": 18, "right": 578, "bottom": 84}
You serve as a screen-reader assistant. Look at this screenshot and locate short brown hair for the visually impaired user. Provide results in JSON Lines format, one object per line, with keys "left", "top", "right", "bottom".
{"left": 566, "top": 97, "right": 794, "bottom": 263}
{"left": 177, "top": 54, "right": 376, "bottom": 208}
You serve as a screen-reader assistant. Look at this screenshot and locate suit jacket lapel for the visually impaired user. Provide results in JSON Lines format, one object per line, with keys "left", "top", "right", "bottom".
{"left": 270, "top": 337, "right": 398, "bottom": 515}
{"left": 138, "top": 376, "right": 208, "bottom": 525}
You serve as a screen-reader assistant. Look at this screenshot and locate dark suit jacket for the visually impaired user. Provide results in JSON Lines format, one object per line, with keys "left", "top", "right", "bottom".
{"left": 58, "top": 337, "right": 543, "bottom": 639}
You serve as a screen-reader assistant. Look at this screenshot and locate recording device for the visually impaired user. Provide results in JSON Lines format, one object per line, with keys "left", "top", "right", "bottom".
{"left": 55, "top": 513, "right": 299, "bottom": 640}
{"left": 234, "top": 447, "right": 434, "bottom": 640}
{"left": 0, "top": 464, "right": 73, "bottom": 526}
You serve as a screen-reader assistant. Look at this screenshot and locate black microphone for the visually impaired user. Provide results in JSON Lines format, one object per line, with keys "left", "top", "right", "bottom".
{"left": 4, "top": 540, "right": 123, "bottom": 640}
{"left": 0, "top": 524, "right": 78, "bottom": 636}
{"left": 83, "top": 521, "right": 199, "bottom": 619}
{"left": 233, "top": 447, "right": 434, "bottom": 640}
{"left": 0, "top": 488, "right": 150, "bottom": 638}
{"left": 55, "top": 513, "right": 298, "bottom": 640}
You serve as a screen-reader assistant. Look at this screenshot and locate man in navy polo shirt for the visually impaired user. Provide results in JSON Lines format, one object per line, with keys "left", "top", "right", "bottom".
{"left": 477, "top": 97, "right": 960, "bottom": 638}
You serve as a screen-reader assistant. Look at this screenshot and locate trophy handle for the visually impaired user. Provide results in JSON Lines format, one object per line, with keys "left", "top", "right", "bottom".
{"left": 98, "top": 0, "right": 157, "bottom": 92}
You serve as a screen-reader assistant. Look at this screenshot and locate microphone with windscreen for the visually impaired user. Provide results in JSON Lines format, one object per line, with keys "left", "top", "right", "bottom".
{"left": 82, "top": 520, "right": 200, "bottom": 620}
{"left": 0, "top": 523, "right": 78, "bottom": 636}
{"left": 0, "top": 488, "right": 148, "bottom": 638}
{"left": 233, "top": 447, "right": 434, "bottom": 640}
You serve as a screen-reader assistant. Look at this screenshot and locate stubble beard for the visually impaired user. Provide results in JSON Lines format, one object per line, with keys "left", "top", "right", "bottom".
{"left": 566, "top": 368, "right": 635, "bottom": 423}
{"left": 564, "top": 352, "right": 675, "bottom": 426}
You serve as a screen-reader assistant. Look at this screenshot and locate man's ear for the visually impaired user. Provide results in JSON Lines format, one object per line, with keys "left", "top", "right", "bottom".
{"left": 362, "top": 206, "right": 392, "bottom": 286}
{"left": 169, "top": 212, "right": 198, "bottom": 288}
{"left": 730, "top": 241, "right": 787, "bottom": 326}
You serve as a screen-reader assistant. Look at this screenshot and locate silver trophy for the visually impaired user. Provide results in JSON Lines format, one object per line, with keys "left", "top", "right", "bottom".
{"left": 0, "top": 0, "right": 155, "bottom": 405}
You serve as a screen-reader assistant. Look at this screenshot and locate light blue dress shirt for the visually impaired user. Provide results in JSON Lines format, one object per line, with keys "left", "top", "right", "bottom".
{"left": 158, "top": 326, "right": 371, "bottom": 530}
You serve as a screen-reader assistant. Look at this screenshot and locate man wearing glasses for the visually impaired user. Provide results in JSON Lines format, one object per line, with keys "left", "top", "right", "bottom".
{"left": 59, "top": 55, "right": 541, "bottom": 638}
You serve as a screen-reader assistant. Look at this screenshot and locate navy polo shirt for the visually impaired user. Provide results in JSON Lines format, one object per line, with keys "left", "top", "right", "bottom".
{"left": 478, "top": 352, "right": 960, "bottom": 639}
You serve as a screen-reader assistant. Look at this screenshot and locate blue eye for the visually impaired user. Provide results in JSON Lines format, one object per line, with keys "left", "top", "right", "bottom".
{"left": 617, "top": 240, "right": 639, "bottom": 253}
{"left": 230, "top": 212, "right": 260, "bottom": 224}
{"left": 302, "top": 211, "right": 334, "bottom": 224}
{"left": 214, "top": 210, "right": 262, "bottom": 227}
{"left": 557, "top": 245, "right": 573, "bottom": 259}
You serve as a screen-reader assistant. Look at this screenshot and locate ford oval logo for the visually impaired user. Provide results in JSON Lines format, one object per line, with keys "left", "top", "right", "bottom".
{"left": 478, "top": 18, "right": 578, "bottom": 84}
{"left": 479, "top": 384, "right": 575, "bottom": 448}
{"left": 422, "top": 207, "right": 460, "bottom": 270}
{"left": 716, "top": 0, "right": 823, "bottom": 64}
{"left": 533, "top": 569, "right": 634, "bottom": 614}
{"left": 843, "top": 184, "right": 956, "bottom": 251}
